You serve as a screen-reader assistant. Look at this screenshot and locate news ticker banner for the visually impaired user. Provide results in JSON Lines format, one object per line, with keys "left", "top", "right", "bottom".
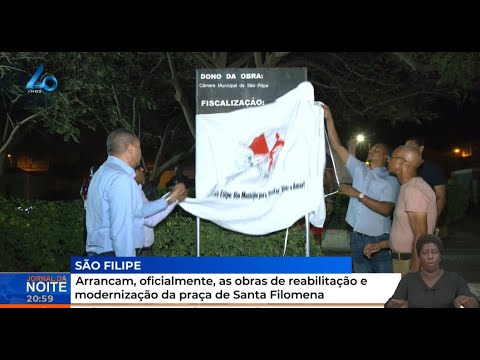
{"left": 0, "top": 257, "right": 401, "bottom": 307}
{"left": 0, "top": 273, "right": 70, "bottom": 308}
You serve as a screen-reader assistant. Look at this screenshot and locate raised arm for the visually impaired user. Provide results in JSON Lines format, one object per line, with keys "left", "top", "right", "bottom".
{"left": 347, "top": 137, "right": 358, "bottom": 156}
{"left": 323, "top": 104, "right": 350, "bottom": 166}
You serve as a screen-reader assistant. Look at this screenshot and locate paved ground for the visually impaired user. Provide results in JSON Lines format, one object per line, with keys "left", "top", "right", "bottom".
{"left": 441, "top": 205, "right": 480, "bottom": 297}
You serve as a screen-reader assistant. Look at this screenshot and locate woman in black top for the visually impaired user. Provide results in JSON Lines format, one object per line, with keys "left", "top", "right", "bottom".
{"left": 385, "top": 234, "right": 478, "bottom": 308}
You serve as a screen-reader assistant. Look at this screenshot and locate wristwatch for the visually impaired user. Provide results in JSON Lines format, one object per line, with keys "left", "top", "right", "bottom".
{"left": 358, "top": 192, "right": 365, "bottom": 200}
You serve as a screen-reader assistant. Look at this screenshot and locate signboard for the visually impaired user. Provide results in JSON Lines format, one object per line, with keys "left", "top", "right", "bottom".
{"left": 196, "top": 67, "right": 307, "bottom": 114}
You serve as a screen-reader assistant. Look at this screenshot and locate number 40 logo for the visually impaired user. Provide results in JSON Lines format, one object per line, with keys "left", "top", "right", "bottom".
{"left": 26, "top": 65, "right": 58, "bottom": 92}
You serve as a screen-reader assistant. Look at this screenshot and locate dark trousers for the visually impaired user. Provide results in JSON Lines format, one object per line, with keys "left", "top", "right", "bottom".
{"left": 351, "top": 231, "right": 392, "bottom": 273}
{"left": 87, "top": 251, "right": 116, "bottom": 257}
{"left": 137, "top": 247, "right": 154, "bottom": 256}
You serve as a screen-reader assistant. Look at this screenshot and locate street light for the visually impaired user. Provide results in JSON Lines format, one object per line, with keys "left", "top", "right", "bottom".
{"left": 354, "top": 134, "right": 370, "bottom": 164}
{"left": 6, "top": 154, "right": 13, "bottom": 167}
{"left": 356, "top": 133, "right": 370, "bottom": 149}
{"left": 356, "top": 134, "right": 370, "bottom": 148}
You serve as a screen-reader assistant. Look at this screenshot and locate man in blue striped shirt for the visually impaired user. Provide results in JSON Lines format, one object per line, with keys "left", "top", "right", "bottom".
{"left": 86, "top": 129, "right": 186, "bottom": 256}
{"left": 323, "top": 105, "right": 399, "bottom": 273}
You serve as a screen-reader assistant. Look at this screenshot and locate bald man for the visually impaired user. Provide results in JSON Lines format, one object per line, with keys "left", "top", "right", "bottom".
{"left": 365, "top": 145, "right": 437, "bottom": 275}
{"left": 86, "top": 129, "right": 186, "bottom": 257}
{"left": 405, "top": 136, "right": 447, "bottom": 234}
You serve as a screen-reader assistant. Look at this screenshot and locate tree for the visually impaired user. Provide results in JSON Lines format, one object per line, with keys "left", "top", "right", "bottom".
{"left": 0, "top": 52, "right": 194, "bottom": 180}
{"left": 2, "top": 52, "right": 479, "bottom": 180}
{"left": 0, "top": 52, "right": 50, "bottom": 175}
{"left": 167, "top": 52, "right": 480, "bottom": 146}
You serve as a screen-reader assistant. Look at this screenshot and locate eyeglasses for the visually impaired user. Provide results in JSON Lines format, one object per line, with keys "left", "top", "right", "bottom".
{"left": 387, "top": 156, "right": 408, "bottom": 163}
{"left": 134, "top": 164, "right": 144, "bottom": 171}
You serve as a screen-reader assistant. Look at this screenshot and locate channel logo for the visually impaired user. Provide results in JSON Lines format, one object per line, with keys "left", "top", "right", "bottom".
{"left": 26, "top": 65, "right": 58, "bottom": 93}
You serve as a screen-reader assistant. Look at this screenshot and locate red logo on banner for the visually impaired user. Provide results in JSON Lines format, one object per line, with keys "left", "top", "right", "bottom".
{"left": 246, "top": 131, "right": 285, "bottom": 178}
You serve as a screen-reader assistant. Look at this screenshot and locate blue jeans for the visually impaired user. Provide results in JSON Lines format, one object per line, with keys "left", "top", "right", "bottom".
{"left": 350, "top": 231, "right": 392, "bottom": 273}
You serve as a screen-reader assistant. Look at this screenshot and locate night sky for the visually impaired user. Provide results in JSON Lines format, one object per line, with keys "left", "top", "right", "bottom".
{"left": 396, "top": 99, "right": 479, "bottom": 151}
{"left": 344, "top": 96, "right": 479, "bottom": 156}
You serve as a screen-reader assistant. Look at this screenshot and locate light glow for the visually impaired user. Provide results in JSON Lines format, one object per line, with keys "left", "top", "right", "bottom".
{"left": 356, "top": 134, "right": 365, "bottom": 142}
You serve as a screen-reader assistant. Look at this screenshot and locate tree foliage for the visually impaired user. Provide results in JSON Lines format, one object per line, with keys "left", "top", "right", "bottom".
{"left": 0, "top": 52, "right": 193, "bottom": 178}
{"left": 2, "top": 51, "right": 480, "bottom": 178}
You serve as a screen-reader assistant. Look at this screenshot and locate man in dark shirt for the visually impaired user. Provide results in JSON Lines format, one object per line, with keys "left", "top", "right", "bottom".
{"left": 405, "top": 136, "right": 447, "bottom": 233}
